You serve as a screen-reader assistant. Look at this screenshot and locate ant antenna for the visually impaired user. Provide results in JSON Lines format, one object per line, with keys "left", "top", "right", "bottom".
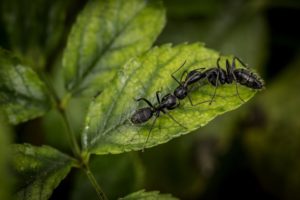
{"left": 171, "top": 60, "right": 187, "bottom": 85}
{"left": 165, "top": 112, "right": 187, "bottom": 129}
{"left": 142, "top": 115, "right": 158, "bottom": 152}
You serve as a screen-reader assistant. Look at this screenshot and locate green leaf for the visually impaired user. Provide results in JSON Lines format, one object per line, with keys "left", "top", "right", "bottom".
{"left": 63, "top": 0, "right": 166, "bottom": 96}
{"left": 82, "top": 43, "right": 260, "bottom": 155}
{"left": 11, "top": 144, "right": 76, "bottom": 200}
{"left": 0, "top": 49, "right": 52, "bottom": 124}
{"left": 120, "top": 190, "right": 178, "bottom": 200}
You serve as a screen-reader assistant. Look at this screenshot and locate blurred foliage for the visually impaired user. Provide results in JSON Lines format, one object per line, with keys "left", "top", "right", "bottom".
{"left": 0, "top": 49, "right": 53, "bottom": 124}
{"left": 0, "top": 0, "right": 75, "bottom": 69}
{"left": 72, "top": 153, "right": 145, "bottom": 199}
{"left": 11, "top": 144, "right": 76, "bottom": 200}
{"left": 1, "top": 0, "right": 300, "bottom": 199}
{"left": 119, "top": 189, "right": 178, "bottom": 200}
{"left": 62, "top": 0, "right": 166, "bottom": 97}
{"left": 244, "top": 56, "right": 300, "bottom": 199}
{"left": 0, "top": 116, "right": 12, "bottom": 200}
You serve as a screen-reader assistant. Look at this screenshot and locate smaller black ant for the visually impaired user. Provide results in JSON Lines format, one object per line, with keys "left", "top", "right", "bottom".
{"left": 131, "top": 91, "right": 186, "bottom": 150}
{"left": 184, "top": 57, "right": 264, "bottom": 104}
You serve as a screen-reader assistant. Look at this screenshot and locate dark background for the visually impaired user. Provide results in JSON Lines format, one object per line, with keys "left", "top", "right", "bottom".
{"left": 1, "top": 0, "right": 300, "bottom": 199}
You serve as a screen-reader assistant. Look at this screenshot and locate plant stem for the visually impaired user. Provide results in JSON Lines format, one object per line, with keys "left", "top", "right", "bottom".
{"left": 40, "top": 73, "right": 80, "bottom": 156}
{"left": 60, "top": 109, "right": 81, "bottom": 159}
{"left": 84, "top": 164, "right": 108, "bottom": 200}
{"left": 41, "top": 73, "right": 107, "bottom": 199}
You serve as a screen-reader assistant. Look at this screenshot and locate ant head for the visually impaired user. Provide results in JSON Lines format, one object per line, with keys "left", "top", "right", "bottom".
{"left": 253, "top": 79, "right": 264, "bottom": 89}
{"left": 174, "top": 85, "right": 187, "bottom": 100}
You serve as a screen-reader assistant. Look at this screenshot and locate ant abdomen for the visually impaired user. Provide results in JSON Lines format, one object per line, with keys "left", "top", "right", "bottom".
{"left": 131, "top": 107, "right": 153, "bottom": 124}
{"left": 234, "top": 69, "right": 263, "bottom": 89}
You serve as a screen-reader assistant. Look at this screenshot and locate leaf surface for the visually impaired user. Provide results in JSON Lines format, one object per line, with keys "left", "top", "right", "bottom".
{"left": 0, "top": 49, "right": 52, "bottom": 124}
{"left": 82, "top": 43, "right": 259, "bottom": 155}
{"left": 11, "top": 144, "right": 76, "bottom": 200}
{"left": 63, "top": 0, "right": 166, "bottom": 96}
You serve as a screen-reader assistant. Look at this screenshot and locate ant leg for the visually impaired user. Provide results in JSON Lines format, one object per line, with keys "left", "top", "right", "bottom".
{"left": 171, "top": 60, "right": 187, "bottom": 85}
{"left": 187, "top": 94, "right": 195, "bottom": 106}
{"left": 208, "top": 60, "right": 224, "bottom": 105}
{"left": 226, "top": 59, "right": 234, "bottom": 75}
{"left": 209, "top": 72, "right": 219, "bottom": 105}
{"left": 142, "top": 114, "right": 158, "bottom": 152}
{"left": 191, "top": 67, "right": 206, "bottom": 72}
{"left": 156, "top": 91, "right": 161, "bottom": 104}
{"left": 136, "top": 98, "right": 154, "bottom": 108}
{"left": 189, "top": 96, "right": 215, "bottom": 106}
{"left": 232, "top": 73, "right": 245, "bottom": 102}
{"left": 171, "top": 60, "right": 187, "bottom": 77}
{"left": 164, "top": 111, "right": 187, "bottom": 129}
{"left": 216, "top": 57, "right": 221, "bottom": 68}
{"left": 180, "top": 70, "right": 188, "bottom": 82}
{"left": 186, "top": 93, "right": 209, "bottom": 106}
{"left": 234, "top": 56, "right": 250, "bottom": 69}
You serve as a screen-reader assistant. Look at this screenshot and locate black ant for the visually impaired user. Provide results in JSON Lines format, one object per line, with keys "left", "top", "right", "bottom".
{"left": 184, "top": 57, "right": 264, "bottom": 104}
{"left": 130, "top": 91, "right": 186, "bottom": 150}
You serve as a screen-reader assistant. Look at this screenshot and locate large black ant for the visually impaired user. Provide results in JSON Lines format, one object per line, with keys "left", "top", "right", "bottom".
{"left": 183, "top": 56, "right": 264, "bottom": 104}
{"left": 130, "top": 91, "right": 186, "bottom": 150}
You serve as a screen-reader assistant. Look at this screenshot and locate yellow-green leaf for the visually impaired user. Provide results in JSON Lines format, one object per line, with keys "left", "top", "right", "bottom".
{"left": 63, "top": 0, "right": 166, "bottom": 96}
{"left": 82, "top": 43, "right": 260, "bottom": 155}
{"left": 0, "top": 49, "right": 52, "bottom": 124}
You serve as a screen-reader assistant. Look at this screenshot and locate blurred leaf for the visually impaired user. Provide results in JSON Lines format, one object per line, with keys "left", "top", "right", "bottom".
{"left": 0, "top": 116, "right": 12, "bottom": 200}
{"left": 42, "top": 98, "right": 89, "bottom": 151}
{"left": 163, "top": 0, "right": 222, "bottom": 17}
{"left": 72, "top": 153, "right": 145, "bottom": 200}
{"left": 0, "top": 49, "right": 52, "bottom": 124}
{"left": 216, "top": 15, "right": 268, "bottom": 70}
{"left": 244, "top": 56, "right": 300, "bottom": 199}
{"left": 120, "top": 189, "right": 178, "bottom": 200}
{"left": 142, "top": 136, "right": 211, "bottom": 198}
{"left": 158, "top": 4, "right": 268, "bottom": 70}
{"left": 63, "top": 0, "right": 166, "bottom": 97}
{"left": 82, "top": 43, "right": 259, "bottom": 155}
{"left": 11, "top": 144, "right": 76, "bottom": 200}
{"left": 0, "top": 0, "right": 72, "bottom": 69}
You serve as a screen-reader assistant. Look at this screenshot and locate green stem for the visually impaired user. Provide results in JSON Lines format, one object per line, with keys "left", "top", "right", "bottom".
{"left": 84, "top": 164, "right": 108, "bottom": 200}
{"left": 40, "top": 73, "right": 107, "bottom": 199}
{"left": 41, "top": 73, "right": 80, "bottom": 158}
{"left": 60, "top": 109, "right": 81, "bottom": 159}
